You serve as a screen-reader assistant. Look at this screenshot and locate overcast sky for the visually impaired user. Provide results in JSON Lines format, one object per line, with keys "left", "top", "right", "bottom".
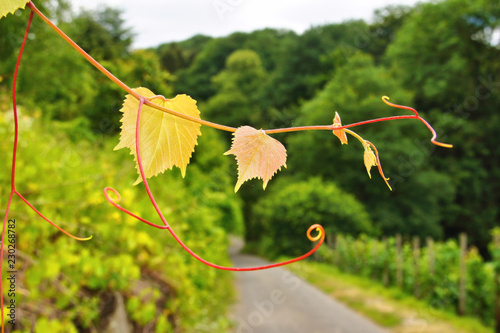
{"left": 69, "top": 0, "right": 423, "bottom": 49}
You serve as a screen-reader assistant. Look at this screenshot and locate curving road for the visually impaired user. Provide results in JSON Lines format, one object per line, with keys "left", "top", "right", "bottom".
{"left": 229, "top": 239, "right": 387, "bottom": 333}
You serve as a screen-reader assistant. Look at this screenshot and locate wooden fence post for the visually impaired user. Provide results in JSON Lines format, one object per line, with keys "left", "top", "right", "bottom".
{"left": 396, "top": 234, "right": 402, "bottom": 288}
{"left": 371, "top": 238, "right": 379, "bottom": 281}
{"left": 413, "top": 236, "right": 420, "bottom": 298}
{"left": 458, "top": 233, "right": 467, "bottom": 316}
{"left": 353, "top": 238, "right": 359, "bottom": 274}
{"left": 327, "top": 233, "right": 336, "bottom": 250}
{"left": 494, "top": 233, "right": 500, "bottom": 333}
{"left": 383, "top": 237, "right": 389, "bottom": 287}
{"left": 426, "top": 237, "right": 435, "bottom": 276}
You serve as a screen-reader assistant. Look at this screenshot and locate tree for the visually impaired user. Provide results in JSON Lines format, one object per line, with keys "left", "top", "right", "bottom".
{"left": 156, "top": 35, "right": 212, "bottom": 73}
{"left": 66, "top": 6, "right": 134, "bottom": 61}
{"left": 203, "top": 49, "right": 268, "bottom": 128}
{"left": 174, "top": 29, "right": 296, "bottom": 101}
{"left": 365, "top": 5, "right": 413, "bottom": 62}
{"left": 262, "top": 20, "right": 371, "bottom": 109}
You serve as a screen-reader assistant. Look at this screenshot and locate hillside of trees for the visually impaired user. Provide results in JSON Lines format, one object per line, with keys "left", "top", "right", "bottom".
{"left": 153, "top": 0, "right": 500, "bottom": 256}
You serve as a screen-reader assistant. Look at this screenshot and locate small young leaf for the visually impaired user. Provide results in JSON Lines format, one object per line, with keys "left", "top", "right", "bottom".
{"left": 332, "top": 111, "right": 348, "bottom": 145}
{"left": 363, "top": 143, "right": 377, "bottom": 178}
{"left": 224, "top": 126, "right": 287, "bottom": 192}
{"left": 115, "top": 87, "right": 202, "bottom": 184}
{"left": 0, "top": 0, "right": 29, "bottom": 19}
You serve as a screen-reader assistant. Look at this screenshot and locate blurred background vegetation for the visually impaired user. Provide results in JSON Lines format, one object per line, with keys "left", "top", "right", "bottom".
{"left": 0, "top": 0, "right": 499, "bottom": 331}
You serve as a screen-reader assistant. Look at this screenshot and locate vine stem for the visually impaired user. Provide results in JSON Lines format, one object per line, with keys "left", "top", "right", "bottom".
{"left": 26, "top": 2, "right": 236, "bottom": 133}
{"left": 2, "top": 10, "right": 92, "bottom": 333}
{"left": 104, "top": 98, "right": 325, "bottom": 271}
{"left": 0, "top": 11, "right": 34, "bottom": 333}
{"left": 0, "top": 11, "right": 35, "bottom": 331}
{"left": 25, "top": 2, "right": 453, "bottom": 145}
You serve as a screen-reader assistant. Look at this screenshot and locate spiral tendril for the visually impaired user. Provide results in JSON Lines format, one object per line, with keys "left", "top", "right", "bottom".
{"left": 307, "top": 224, "right": 324, "bottom": 242}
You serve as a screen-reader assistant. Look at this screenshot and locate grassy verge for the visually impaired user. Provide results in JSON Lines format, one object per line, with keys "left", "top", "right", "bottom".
{"left": 285, "top": 259, "right": 492, "bottom": 333}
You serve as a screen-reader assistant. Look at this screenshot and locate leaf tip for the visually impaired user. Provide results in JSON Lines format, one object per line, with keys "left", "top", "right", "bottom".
{"left": 0, "top": 0, "right": 30, "bottom": 19}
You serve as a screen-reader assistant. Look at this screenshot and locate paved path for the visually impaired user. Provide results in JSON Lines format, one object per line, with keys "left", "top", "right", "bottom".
{"left": 229, "top": 239, "right": 387, "bottom": 333}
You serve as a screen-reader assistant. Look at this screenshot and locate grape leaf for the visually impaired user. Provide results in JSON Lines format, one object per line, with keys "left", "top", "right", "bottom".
{"left": 332, "top": 111, "right": 348, "bottom": 145}
{"left": 224, "top": 126, "right": 287, "bottom": 192}
{"left": 363, "top": 143, "right": 377, "bottom": 178}
{"left": 115, "top": 87, "right": 202, "bottom": 185}
{"left": 0, "top": 0, "right": 29, "bottom": 19}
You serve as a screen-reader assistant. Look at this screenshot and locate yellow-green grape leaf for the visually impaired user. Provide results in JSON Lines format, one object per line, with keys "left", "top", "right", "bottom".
{"left": 224, "top": 126, "right": 287, "bottom": 192}
{"left": 0, "top": 0, "right": 29, "bottom": 19}
{"left": 332, "top": 111, "right": 348, "bottom": 145}
{"left": 363, "top": 143, "right": 377, "bottom": 178}
{"left": 115, "top": 87, "right": 202, "bottom": 185}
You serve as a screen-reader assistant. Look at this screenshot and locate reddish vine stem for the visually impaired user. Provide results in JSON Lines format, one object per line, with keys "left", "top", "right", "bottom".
{"left": 26, "top": 2, "right": 236, "bottom": 133}
{"left": 0, "top": 11, "right": 35, "bottom": 332}
{"left": 104, "top": 98, "right": 325, "bottom": 271}
{"left": 26, "top": 1, "right": 452, "bottom": 147}
{"left": 1, "top": 10, "right": 92, "bottom": 333}
{"left": 0, "top": 12, "right": 34, "bottom": 333}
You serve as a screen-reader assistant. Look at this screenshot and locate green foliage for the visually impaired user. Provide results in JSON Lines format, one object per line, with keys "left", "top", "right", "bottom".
{"left": 66, "top": 6, "right": 133, "bottom": 61}
{"left": 156, "top": 35, "right": 212, "bottom": 73}
{"left": 262, "top": 20, "right": 371, "bottom": 108}
{"left": 364, "top": 5, "right": 413, "bottom": 62}
{"left": 203, "top": 49, "right": 268, "bottom": 127}
{"left": 252, "top": 177, "right": 374, "bottom": 257}
{"left": 174, "top": 29, "right": 296, "bottom": 101}
{"left": 34, "top": 318, "right": 78, "bottom": 333}
{"left": 386, "top": 0, "right": 500, "bottom": 107}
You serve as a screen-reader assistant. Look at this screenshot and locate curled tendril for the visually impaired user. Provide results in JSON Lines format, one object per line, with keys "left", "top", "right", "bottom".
{"left": 307, "top": 224, "right": 324, "bottom": 242}
{"left": 103, "top": 97, "right": 326, "bottom": 271}
{"left": 381, "top": 96, "right": 453, "bottom": 148}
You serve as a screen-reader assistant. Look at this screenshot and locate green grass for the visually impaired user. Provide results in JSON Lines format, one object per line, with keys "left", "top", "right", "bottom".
{"left": 285, "top": 259, "right": 492, "bottom": 333}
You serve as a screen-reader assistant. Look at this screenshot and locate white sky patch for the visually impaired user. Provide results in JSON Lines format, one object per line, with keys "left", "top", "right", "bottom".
{"left": 69, "top": 0, "right": 424, "bottom": 49}
{"left": 491, "top": 27, "right": 500, "bottom": 46}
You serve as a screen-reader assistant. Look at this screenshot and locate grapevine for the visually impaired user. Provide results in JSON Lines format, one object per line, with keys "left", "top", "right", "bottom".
{"left": 0, "top": 1, "right": 452, "bottom": 331}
